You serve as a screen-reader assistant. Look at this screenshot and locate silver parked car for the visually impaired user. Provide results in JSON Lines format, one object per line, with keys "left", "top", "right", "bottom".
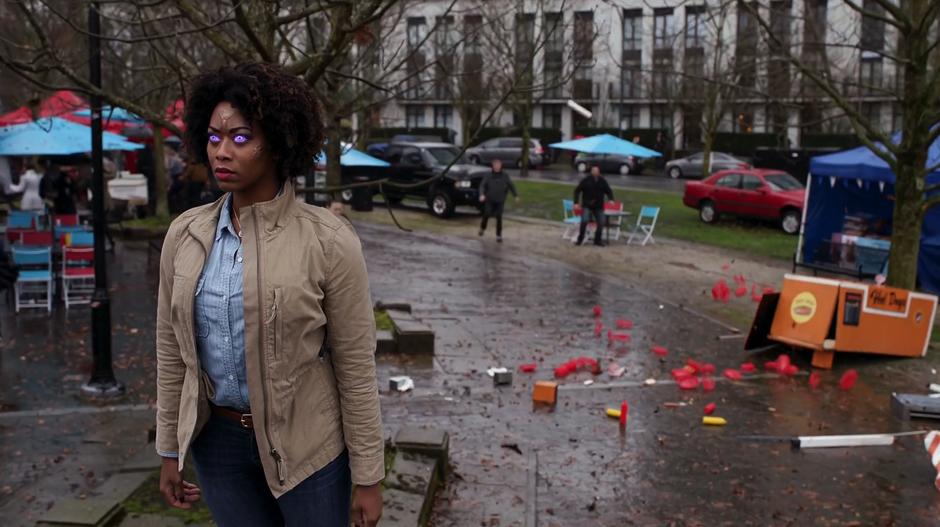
{"left": 665, "top": 151, "right": 750, "bottom": 179}
{"left": 466, "top": 137, "right": 545, "bottom": 168}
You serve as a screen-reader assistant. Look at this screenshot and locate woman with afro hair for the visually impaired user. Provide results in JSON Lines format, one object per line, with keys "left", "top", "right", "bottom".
{"left": 154, "top": 63, "right": 383, "bottom": 526}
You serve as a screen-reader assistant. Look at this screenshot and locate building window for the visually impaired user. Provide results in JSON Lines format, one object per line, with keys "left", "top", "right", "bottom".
{"left": 736, "top": 2, "right": 758, "bottom": 87}
{"left": 434, "top": 16, "right": 456, "bottom": 100}
{"left": 861, "top": 102, "right": 880, "bottom": 132}
{"left": 407, "top": 17, "right": 428, "bottom": 48}
{"left": 543, "top": 104, "right": 563, "bottom": 131}
{"left": 620, "top": 104, "right": 640, "bottom": 129}
{"left": 574, "top": 11, "right": 594, "bottom": 61}
{"left": 654, "top": 8, "right": 674, "bottom": 50}
{"left": 463, "top": 14, "right": 484, "bottom": 98}
{"left": 859, "top": 57, "right": 883, "bottom": 94}
{"left": 621, "top": 62, "right": 642, "bottom": 98}
{"left": 652, "top": 52, "right": 673, "bottom": 96}
{"left": 683, "top": 110, "right": 703, "bottom": 148}
{"left": 685, "top": 5, "right": 705, "bottom": 49}
{"left": 433, "top": 105, "right": 452, "bottom": 129}
{"left": 406, "top": 106, "right": 425, "bottom": 128}
{"left": 734, "top": 107, "right": 754, "bottom": 133}
{"left": 574, "top": 64, "right": 593, "bottom": 99}
{"left": 544, "top": 12, "right": 564, "bottom": 98}
{"left": 860, "top": 0, "right": 885, "bottom": 52}
{"left": 650, "top": 104, "right": 672, "bottom": 131}
{"left": 623, "top": 9, "right": 642, "bottom": 51}
{"left": 516, "top": 13, "right": 535, "bottom": 71}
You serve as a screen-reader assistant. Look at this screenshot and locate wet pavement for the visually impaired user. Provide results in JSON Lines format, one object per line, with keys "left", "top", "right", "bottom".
{"left": 1, "top": 223, "right": 939, "bottom": 525}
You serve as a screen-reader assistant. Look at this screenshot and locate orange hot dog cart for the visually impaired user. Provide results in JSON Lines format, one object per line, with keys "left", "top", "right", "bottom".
{"left": 746, "top": 274, "right": 937, "bottom": 369}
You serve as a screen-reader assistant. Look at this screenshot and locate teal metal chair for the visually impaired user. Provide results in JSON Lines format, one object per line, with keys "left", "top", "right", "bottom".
{"left": 626, "top": 206, "right": 660, "bottom": 246}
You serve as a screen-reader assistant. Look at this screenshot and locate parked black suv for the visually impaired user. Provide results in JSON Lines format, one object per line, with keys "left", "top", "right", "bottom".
{"left": 379, "top": 142, "right": 489, "bottom": 218}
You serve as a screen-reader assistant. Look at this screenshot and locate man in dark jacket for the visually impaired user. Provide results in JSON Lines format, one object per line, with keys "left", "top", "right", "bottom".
{"left": 478, "top": 159, "right": 518, "bottom": 242}
{"left": 574, "top": 165, "right": 614, "bottom": 246}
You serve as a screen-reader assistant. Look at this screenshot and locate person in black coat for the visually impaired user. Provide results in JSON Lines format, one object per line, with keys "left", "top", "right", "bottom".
{"left": 478, "top": 159, "right": 518, "bottom": 242}
{"left": 574, "top": 165, "right": 614, "bottom": 246}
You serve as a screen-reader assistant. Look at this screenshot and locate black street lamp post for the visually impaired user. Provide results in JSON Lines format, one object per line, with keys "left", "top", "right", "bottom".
{"left": 81, "top": 1, "right": 124, "bottom": 397}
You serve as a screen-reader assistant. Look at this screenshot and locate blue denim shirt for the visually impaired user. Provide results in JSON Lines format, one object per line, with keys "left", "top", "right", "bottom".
{"left": 195, "top": 194, "right": 250, "bottom": 412}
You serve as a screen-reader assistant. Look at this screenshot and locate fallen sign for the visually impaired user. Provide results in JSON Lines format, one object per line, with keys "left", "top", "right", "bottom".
{"left": 737, "top": 430, "right": 927, "bottom": 449}
{"left": 745, "top": 274, "right": 937, "bottom": 369}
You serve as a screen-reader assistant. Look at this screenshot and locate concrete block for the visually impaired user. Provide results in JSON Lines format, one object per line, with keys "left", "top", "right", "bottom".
{"left": 394, "top": 428, "right": 449, "bottom": 480}
{"left": 376, "top": 330, "right": 397, "bottom": 355}
{"left": 116, "top": 513, "right": 186, "bottom": 527}
{"left": 91, "top": 471, "right": 152, "bottom": 504}
{"left": 387, "top": 310, "right": 435, "bottom": 355}
{"left": 493, "top": 371, "right": 513, "bottom": 386}
{"left": 36, "top": 498, "right": 121, "bottom": 526}
{"left": 386, "top": 451, "right": 436, "bottom": 496}
{"left": 532, "top": 380, "right": 558, "bottom": 407}
{"left": 381, "top": 488, "right": 425, "bottom": 526}
{"left": 375, "top": 301, "right": 412, "bottom": 313}
{"left": 119, "top": 448, "right": 162, "bottom": 473}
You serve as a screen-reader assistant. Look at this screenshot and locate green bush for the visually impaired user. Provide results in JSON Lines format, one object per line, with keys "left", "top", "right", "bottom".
{"left": 712, "top": 133, "right": 781, "bottom": 156}
{"left": 801, "top": 133, "right": 861, "bottom": 149}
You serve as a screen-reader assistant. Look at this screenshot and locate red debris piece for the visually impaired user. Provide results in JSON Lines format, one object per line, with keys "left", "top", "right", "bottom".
{"left": 809, "top": 372, "right": 822, "bottom": 389}
{"left": 671, "top": 368, "right": 694, "bottom": 381}
{"left": 554, "top": 357, "right": 600, "bottom": 379}
{"left": 519, "top": 363, "right": 537, "bottom": 373}
{"left": 703, "top": 402, "right": 717, "bottom": 415}
{"left": 685, "top": 359, "right": 703, "bottom": 374}
{"left": 615, "top": 319, "right": 634, "bottom": 330}
{"left": 593, "top": 305, "right": 603, "bottom": 318}
{"left": 751, "top": 284, "right": 763, "bottom": 303}
{"left": 702, "top": 377, "right": 716, "bottom": 392}
{"left": 765, "top": 361, "right": 780, "bottom": 372}
{"left": 607, "top": 330, "right": 631, "bottom": 343}
{"left": 839, "top": 369, "right": 859, "bottom": 391}
{"left": 711, "top": 279, "right": 731, "bottom": 302}
{"left": 620, "top": 400, "right": 628, "bottom": 427}
{"left": 678, "top": 377, "right": 699, "bottom": 390}
{"left": 554, "top": 364, "right": 574, "bottom": 378}
{"left": 734, "top": 274, "right": 747, "bottom": 285}
{"left": 700, "top": 363, "right": 716, "bottom": 375}
{"left": 735, "top": 285, "right": 748, "bottom": 297}
{"left": 594, "top": 321, "right": 604, "bottom": 338}
{"left": 775, "top": 354, "right": 791, "bottom": 372}
{"left": 651, "top": 346, "right": 669, "bottom": 357}
{"left": 723, "top": 368, "right": 743, "bottom": 381}
{"left": 740, "top": 362, "right": 756, "bottom": 373}
{"left": 763, "top": 287, "right": 775, "bottom": 295}
{"left": 782, "top": 364, "right": 799, "bottom": 376}
{"left": 721, "top": 263, "right": 731, "bottom": 271}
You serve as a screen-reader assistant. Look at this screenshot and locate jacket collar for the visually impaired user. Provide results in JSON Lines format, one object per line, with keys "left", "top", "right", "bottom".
{"left": 187, "top": 182, "right": 297, "bottom": 250}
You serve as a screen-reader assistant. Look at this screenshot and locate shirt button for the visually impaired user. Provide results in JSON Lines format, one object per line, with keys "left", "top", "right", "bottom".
{"left": 237, "top": 257, "right": 243, "bottom": 263}
{"left": 229, "top": 375, "right": 234, "bottom": 380}
{"left": 224, "top": 337, "right": 229, "bottom": 343}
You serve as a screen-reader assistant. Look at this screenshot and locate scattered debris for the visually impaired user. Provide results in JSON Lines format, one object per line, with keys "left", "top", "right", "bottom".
{"left": 583, "top": 379, "right": 594, "bottom": 386}
{"left": 519, "top": 363, "right": 537, "bottom": 373}
{"left": 533, "top": 381, "right": 558, "bottom": 406}
{"left": 892, "top": 393, "right": 940, "bottom": 421}
{"left": 555, "top": 357, "right": 600, "bottom": 378}
{"left": 651, "top": 345, "right": 668, "bottom": 357}
{"left": 594, "top": 321, "right": 604, "bottom": 337}
{"left": 809, "top": 372, "right": 822, "bottom": 389}
{"left": 619, "top": 401, "right": 629, "bottom": 427}
{"left": 607, "top": 330, "right": 631, "bottom": 343}
{"left": 703, "top": 403, "right": 717, "bottom": 415}
{"left": 797, "top": 433, "right": 895, "bottom": 449}
{"left": 923, "top": 431, "right": 940, "bottom": 491}
{"left": 723, "top": 369, "right": 742, "bottom": 381}
{"left": 607, "top": 363, "right": 625, "bottom": 378}
{"left": 500, "top": 443, "right": 523, "bottom": 455}
{"left": 487, "top": 367, "right": 507, "bottom": 377}
{"left": 644, "top": 378, "right": 657, "bottom": 386}
{"left": 718, "top": 333, "right": 746, "bottom": 341}
{"left": 702, "top": 377, "right": 716, "bottom": 392}
{"left": 389, "top": 376, "right": 414, "bottom": 392}
{"left": 678, "top": 377, "right": 699, "bottom": 390}
{"left": 662, "top": 402, "right": 688, "bottom": 408}
{"left": 711, "top": 279, "right": 731, "bottom": 303}
{"left": 605, "top": 407, "right": 622, "bottom": 419}
{"left": 703, "top": 416, "right": 727, "bottom": 426}
{"left": 592, "top": 305, "right": 602, "bottom": 318}
{"left": 839, "top": 369, "right": 859, "bottom": 391}
{"left": 615, "top": 319, "right": 634, "bottom": 329}
{"left": 740, "top": 362, "right": 756, "bottom": 373}
{"left": 930, "top": 383, "right": 940, "bottom": 393}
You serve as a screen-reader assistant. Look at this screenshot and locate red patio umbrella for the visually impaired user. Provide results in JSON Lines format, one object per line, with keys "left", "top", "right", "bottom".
{"left": 0, "top": 90, "right": 88, "bottom": 126}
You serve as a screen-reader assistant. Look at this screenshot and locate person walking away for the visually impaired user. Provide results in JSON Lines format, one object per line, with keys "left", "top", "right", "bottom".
{"left": 478, "top": 159, "right": 518, "bottom": 242}
{"left": 8, "top": 166, "right": 45, "bottom": 211}
{"left": 574, "top": 165, "right": 614, "bottom": 246}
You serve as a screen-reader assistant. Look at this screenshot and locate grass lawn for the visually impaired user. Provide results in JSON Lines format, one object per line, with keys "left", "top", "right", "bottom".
{"left": 504, "top": 179, "right": 798, "bottom": 261}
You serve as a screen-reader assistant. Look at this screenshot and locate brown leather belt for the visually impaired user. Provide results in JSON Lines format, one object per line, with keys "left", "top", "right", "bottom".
{"left": 210, "top": 404, "right": 253, "bottom": 429}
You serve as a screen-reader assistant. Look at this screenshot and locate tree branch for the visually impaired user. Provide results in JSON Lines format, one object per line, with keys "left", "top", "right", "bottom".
{"left": 233, "top": 0, "right": 275, "bottom": 63}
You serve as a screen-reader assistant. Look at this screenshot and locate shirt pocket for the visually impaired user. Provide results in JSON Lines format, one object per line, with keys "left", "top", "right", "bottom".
{"left": 194, "top": 275, "right": 209, "bottom": 340}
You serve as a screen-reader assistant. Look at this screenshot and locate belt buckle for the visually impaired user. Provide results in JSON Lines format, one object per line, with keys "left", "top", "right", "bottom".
{"left": 239, "top": 413, "right": 253, "bottom": 429}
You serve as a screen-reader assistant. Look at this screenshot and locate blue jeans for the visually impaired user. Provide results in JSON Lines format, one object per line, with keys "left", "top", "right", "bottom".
{"left": 191, "top": 413, "right": 351, "bottom": 527}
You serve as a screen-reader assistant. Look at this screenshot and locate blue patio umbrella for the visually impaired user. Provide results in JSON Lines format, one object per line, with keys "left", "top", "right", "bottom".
{"left": 0, "top": 117, "right": 143, "bottom": 155}
{"left": 549, "top": 133, "right": 662, "bottom": 157}
{"left": 73, "top": 106, "right": 145, "bottom": 125}
{"left": 315, "top": 144, "right": 390, "bottom": 167}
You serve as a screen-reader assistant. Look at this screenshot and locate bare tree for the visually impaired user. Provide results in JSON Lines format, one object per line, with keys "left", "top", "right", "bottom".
{"left": 744, "top": 0, "right": 940, "bottom": 290}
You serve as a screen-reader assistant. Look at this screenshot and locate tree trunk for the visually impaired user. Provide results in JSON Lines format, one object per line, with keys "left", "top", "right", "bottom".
{"left": 520, "top": 103, "right": 532, "bottom": 177}
{"left": 152, "top": 126, "right": 168, "bottom": 218}
{"left": 325, "top": 118, "right": 343, "bottom": 195}
{"left": 886, "top": 161, "right": 924, "bottom": 290}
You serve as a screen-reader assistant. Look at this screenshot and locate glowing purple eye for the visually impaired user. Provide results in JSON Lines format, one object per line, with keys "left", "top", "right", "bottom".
{"left": 233, "top": 134, "right": 250, "bottom": 144}
{"left": 208, "top": 134, "right": 221, "bottom": 144}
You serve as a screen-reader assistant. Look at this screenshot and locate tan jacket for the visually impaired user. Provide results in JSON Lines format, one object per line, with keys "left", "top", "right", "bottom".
{"left": 155, "top": 183, "right": 384, "bottom": 496}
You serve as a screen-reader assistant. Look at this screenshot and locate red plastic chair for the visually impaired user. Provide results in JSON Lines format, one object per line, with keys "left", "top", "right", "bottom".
{"left": 61, "top": 246, "right": 95, "bottom": 308}
{"left": 19, "top": 230, "right": 54, "bottom": 247}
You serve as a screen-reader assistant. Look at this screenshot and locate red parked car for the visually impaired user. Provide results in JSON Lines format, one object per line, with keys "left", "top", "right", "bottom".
{"left": 682, "top": 169, "right": 806, "bottom": 234}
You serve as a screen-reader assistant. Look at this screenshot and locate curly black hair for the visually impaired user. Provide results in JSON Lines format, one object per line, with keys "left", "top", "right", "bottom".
{"left": 183, "top": 63, "right": 323, "bottom": 182}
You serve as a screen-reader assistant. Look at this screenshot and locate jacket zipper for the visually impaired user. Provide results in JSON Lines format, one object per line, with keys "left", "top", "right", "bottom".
{"left": 253, "top": 207, "right": 286, "bottom": 485}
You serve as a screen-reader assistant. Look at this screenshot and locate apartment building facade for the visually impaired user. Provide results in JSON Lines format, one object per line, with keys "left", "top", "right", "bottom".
{"left": 369, "top": 0, "right": 900, "bottom": 150}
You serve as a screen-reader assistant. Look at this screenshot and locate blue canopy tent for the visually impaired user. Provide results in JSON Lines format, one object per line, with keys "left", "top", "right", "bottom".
{"left": 549, "top": 133, "right": 662, "bottom": 157}
{"left": 315, "top": 144, "right": 390, "bottom": 167}
{"left": 0, "top": 117, "right": 143, "bottom": 155}
{"left": 800, "top": 134, "right": 940, "bottom": 294}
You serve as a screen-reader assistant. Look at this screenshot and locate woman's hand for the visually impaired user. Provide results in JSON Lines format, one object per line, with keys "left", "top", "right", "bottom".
{"left": 159, "top": 457, "right": 201, "bottom": 509}
{"left": 351, "top": 483, "right": 382, "bottom": 527}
